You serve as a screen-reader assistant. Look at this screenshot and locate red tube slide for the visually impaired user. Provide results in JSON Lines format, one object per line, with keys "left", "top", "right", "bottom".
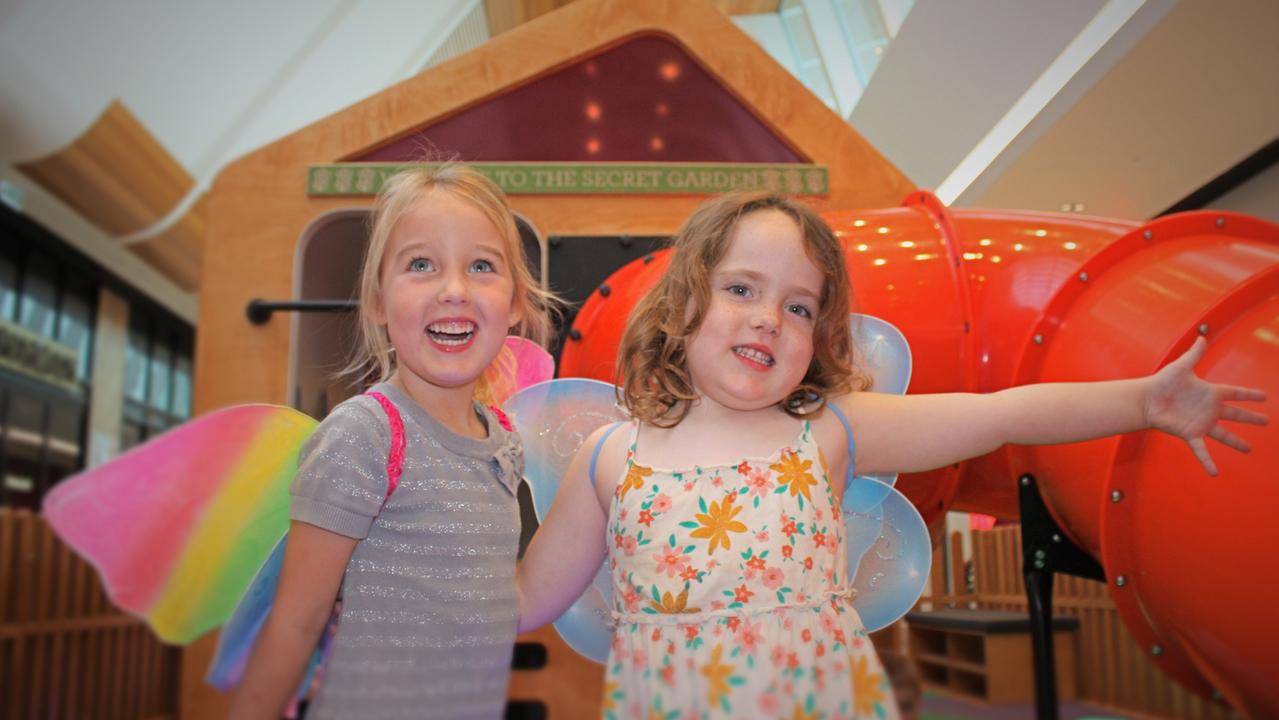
{"left": 559, "top": 192, "right": 1279, "bottom": 717}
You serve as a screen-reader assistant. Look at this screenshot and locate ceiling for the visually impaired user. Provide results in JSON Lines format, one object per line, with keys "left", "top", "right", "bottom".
{"left": 0, "top": 0, "right": 1274, "bottom": 323}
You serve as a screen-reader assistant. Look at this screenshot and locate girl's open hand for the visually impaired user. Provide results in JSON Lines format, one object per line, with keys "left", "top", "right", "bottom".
{"left": 1145, "top": 336, "right": 1268, "bottom": 475}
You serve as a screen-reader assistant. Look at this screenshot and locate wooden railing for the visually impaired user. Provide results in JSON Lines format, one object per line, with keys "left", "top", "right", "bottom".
{"left": 955, "top": 525, "right": 1243, "bottom": 720}
{"left": 0, "top": 508, "right": 179, "bottom": 719}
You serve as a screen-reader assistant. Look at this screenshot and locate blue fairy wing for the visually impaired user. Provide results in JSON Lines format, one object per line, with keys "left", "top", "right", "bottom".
{"left": 505, "top": 378, "right": 627, "bottom": 663}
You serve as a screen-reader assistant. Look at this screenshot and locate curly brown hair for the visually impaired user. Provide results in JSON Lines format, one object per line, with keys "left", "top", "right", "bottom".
{"left": 617, "top": 192, "right": 866, "bottom": 427}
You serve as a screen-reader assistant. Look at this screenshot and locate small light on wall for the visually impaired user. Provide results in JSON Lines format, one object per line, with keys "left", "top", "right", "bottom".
{"left": 655, "top": 102, "right": 670, "bottom": 118}
{"left": 585, "top": 101, "right": 602, "bottom": 121}
{"left": 586, "top": 138, "right": 601, "bottom": 155}
{"left": 659, "top": 61, "right": 681, "bottom": 81}
{"left": 649, "top": 136, "right": 665, "bottom": 152}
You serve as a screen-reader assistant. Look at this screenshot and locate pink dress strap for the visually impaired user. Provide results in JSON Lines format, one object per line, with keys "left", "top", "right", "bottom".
{"left": 364, "top": 391, "right": 406, "bottom": 502}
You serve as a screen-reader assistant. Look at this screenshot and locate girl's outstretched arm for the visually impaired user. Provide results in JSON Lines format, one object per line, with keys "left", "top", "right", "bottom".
{"left": 516, "top": 424, "right": 617, "bottom": 632}
{"left": 842, "top": 337, "right": 1268, "bottom": 476}
{"left": 227, "top": 521, "right": 357, "bottom": 719}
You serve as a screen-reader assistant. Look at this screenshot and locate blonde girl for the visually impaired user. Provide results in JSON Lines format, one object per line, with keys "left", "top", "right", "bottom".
{"left": 232, "top": 165, "right": 555, "bottom": 720}
{"left": 517, "top": 192, "right": 1266, "bottom": 719}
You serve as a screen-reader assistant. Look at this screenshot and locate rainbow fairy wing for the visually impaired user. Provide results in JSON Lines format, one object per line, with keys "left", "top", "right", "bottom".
{"left": 481, "top": 337, "right": 556, "bottom": 406}
{"left": 42, "top": 404, "right": 316, "bottom": 645}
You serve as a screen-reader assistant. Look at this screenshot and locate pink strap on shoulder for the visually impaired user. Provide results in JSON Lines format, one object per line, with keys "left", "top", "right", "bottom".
{"left": 365, "top": 391, "right": 405, "bottom": 502}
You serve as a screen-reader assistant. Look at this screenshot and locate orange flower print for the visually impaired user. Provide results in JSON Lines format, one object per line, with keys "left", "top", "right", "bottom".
{"left": 733, "top": 584, "right": 754, "bottom": 604}
{"left": 651, "top": 585, "right": 700, "bottom": 614}
{"left": 638, "top": 509, "right": 654, "bottom": 526}
{"left": 601, "top": 680, "right": 618, "bottom": 712}
{"left": 690, "top": 494, "right": 748, "bottom": 555}
{"left": 617, "top": 463, "right": 652, "bottom": 502}
{"left": 654, "top": 545, "right": 690, "bottom": 578}
{"left": 737, "top": 619, "right": 763, "bottom": 655}
{"left": 700, "top": 644, "right": 735, "bottom": 708}
{"left": 852, "top": 655, "right": 887, "bottom": 714}
{"left": 788, "top": 704, "right": 818, "bottom": 720}
{"left": 771, "top": 450, "right": 817, "bottom": 504}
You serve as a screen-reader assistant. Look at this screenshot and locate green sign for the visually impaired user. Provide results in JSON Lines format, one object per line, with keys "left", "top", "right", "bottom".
{"left": 308, "top": 162, "right": 827, "bottom": 197}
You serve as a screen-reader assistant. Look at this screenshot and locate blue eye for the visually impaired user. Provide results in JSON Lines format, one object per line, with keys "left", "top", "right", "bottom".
{"left": 470, "top": 259, "right": 495, "bottom": 273}
{"left": 408, "top": 258, "right": 432, "bottom": 272}
{"left": 726, "top": 284, "right": 751, "bottom": 297}
{"left": 787, "top": 303, "right": 813, "bottom": 318}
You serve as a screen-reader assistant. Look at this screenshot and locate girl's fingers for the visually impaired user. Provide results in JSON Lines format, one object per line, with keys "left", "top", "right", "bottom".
{"left": 1208, "top": 426, "right": 1251, "bottom": 454}
{"left": 1219, "top": 385, "right": 1267, "bottom": 403}
{"left": 1220, "top": 405, "right": 1269, "bottom": 425}
{"left": 1188, "top": 437, "right": 1218, "bottom": 476}
{"left": 1174, "top": 336, "right": 1208, "bottom": 369}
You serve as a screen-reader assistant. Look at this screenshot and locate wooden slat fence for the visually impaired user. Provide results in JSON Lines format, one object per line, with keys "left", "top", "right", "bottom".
{"left": 0, "top": 508, "right": 178, "bottom": 720}
{"left": 968, "top": 525, "right": 1242, "bottom": 720}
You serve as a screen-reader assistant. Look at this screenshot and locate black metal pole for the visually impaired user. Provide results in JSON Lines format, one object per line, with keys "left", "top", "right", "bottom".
{"left": 1024, "top": 553, "right": 1058, "bottom": 720}
{"left": 245, "top": 299, "right": 358, "bottom": 325}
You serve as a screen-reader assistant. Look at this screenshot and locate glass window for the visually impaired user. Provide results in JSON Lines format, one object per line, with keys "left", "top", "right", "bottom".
{"left": 173, "top": 352, "right": 192, "bottom": 420}
{"left": 0, "top": 254, "right": 17, "bottom": 321}
{"left": 149, "top": 334, "right": 172, "bottom": 412}
{"left": 58, "top": 288, "right": 94, "bottom": 380}
{"left": 19, "top": 254, "right": 57, "bottom": 338}
{"left": 125, "top": 324, "right": 149, "bottom": 403}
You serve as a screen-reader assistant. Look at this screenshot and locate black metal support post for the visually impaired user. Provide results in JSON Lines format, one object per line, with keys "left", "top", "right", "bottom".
{"left": 245, "top": 299, "right": 358, "bottom": 325}
{"left": 1018, "top": 473, "right": 1105, "bottom": 720}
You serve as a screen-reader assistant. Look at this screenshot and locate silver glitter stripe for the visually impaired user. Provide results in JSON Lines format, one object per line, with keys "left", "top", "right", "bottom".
{"left": 345, "top": 584, "right": 515, "bottom": 602}
{"left": 383, "top": 500, "right": 512, "bottom": 514}
{"left": 358, "top": 536, "right": 515, "bottom": 556}
{"left": 341, "top": 609, "right": 518, "bottom": 626}
{"left": 342, "top": 631, "right": 515, "bottom": 649}
{"left": 346, "top": 558, "right": 514, "bottom": 575}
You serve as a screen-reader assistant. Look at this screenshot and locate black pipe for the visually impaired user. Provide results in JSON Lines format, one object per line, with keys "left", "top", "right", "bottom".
{"left": 245, "top": 299, "right": 358, "bottom": 325}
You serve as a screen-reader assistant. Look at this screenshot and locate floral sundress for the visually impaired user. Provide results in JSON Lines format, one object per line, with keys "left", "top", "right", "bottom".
{"left": 603, "top": 420, "right": 900, "bottom": 720}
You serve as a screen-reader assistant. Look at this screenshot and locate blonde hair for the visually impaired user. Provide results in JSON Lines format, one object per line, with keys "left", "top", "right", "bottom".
{"left": 347, "top": 164, "right": 557, "bottom": 388}
{"left": 617, "top": 192, "right": 865, "bottom": 427}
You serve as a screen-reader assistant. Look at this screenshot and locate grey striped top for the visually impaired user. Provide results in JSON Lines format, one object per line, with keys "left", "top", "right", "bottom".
{"left": 290, "top": 382, "right": 523, "bottom": 719}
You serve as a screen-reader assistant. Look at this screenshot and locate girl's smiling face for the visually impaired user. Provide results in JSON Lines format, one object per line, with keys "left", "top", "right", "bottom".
{"left": 684, "top": 209, "right": 823, "bottom": 414}
{"left": 373, "top": 188, "right": 521, "bottom": 400}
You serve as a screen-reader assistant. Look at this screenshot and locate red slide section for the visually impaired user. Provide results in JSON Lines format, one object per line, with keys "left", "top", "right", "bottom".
{"left": 559, "top": 192, "right": 1278, "bottom": 717}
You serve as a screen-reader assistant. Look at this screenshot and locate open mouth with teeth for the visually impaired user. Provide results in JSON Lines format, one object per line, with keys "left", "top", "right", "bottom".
{"left": 426, "top": 320, "right": 477, "bottom": 347}
{"left": 733, "top": 345, "right": 775, "bottom": 367}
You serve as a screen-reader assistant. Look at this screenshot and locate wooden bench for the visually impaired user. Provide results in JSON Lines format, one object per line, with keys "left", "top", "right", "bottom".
{"left": 906, "top": 609, "right": 1078, "bottom": 704}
